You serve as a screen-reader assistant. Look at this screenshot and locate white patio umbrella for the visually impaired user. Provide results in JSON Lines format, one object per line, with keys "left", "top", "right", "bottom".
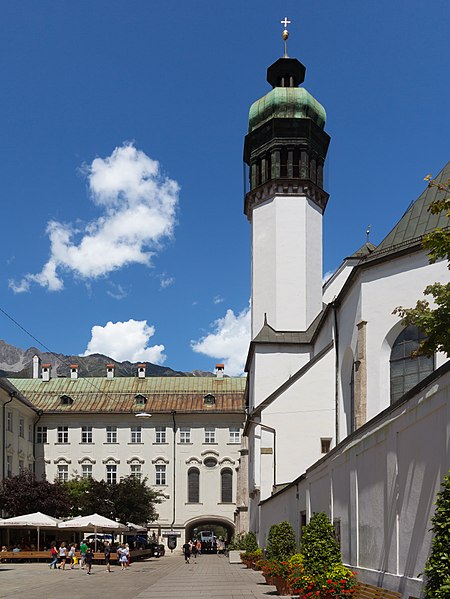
{"left": 0, "top": 511, "right": 61, "bottom": 550}
{"left": 58, "top": 513, "right": 127, "bottom": 551}
{"left": 127, "top": 522, "right": 147, "bottom": 533}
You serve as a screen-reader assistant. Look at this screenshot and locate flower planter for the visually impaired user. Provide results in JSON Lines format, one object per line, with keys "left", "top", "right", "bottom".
{"left": 263, "top": 574, "right": 274, "bottom": 585}
{"left": 228, "top": 550, "right": 241, "bottom": 564}
{"left": 273, "top": 575, "right": 292, "bottom": 596}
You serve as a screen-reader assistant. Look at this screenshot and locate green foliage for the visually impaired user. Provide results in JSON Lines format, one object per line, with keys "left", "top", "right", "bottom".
{"left": 424, "top": 470, "right": 450, "bottom": 598}
{"left": 63, "top": 475, "right": 164, "bottom": 524}
{"left": 244, "top": 531, "right": 259, "bottom": 552}
{"left": 394, "top": 178, "right": 450, "bottom": 357}
{"left": 0, "top": 471, "right": 70, "bottom": 517}
{"left": 300, "top": 512, "right": 341, "bottom": 575}
{"left": 227, "top": 532, "right": 246, "bottom": 550}
{"left": 287, "top": 562, "right": 357, "bottom": 598}
{"left": 265, "top": 520, "right": 297, "bottom": 561}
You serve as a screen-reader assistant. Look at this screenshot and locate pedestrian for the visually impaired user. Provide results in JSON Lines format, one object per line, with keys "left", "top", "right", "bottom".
{"left": 58, "top": 541, "right": 67, "bottom": 569}
{"left": 196, "top": 539, "right": 201, "bottom": 556}
{"left": 182, "top": 541, "right": 191, "bottom": 564}
{"left": 125, "top": 543, "right": 131, "bottom": 567}
{"left": 84, "top": 547, "right": 93, "bottom": 575}
{"left": 49, "top": 542, "right": 58, "bottom": 569}
{"left": 79, "top": 539, "right": 88, "bottom": 569}
{"left": 104, "top": 540, "right": 111, "bottom": 573}
{"left": 118, "top": 544, "right": 128, "bottom": 571}
{"left": 68, "top": 544, "right": 76, "bottom": 569}
{"left": 191, "top": 540, "right": 198, "bottom": 563}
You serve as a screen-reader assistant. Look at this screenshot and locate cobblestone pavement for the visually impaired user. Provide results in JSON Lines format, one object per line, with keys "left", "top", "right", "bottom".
{"left": 0, "top": 554, "right": 277, "bottom": 599}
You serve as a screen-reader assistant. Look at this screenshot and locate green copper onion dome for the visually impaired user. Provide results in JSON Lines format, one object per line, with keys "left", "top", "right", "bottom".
{"left": 248, "top": 86, "right": 326, "bottom": 132}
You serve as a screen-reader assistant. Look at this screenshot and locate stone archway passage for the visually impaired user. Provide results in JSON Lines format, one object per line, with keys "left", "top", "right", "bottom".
{"left": 184, "top": 517, "right": 235, "bottom": 549}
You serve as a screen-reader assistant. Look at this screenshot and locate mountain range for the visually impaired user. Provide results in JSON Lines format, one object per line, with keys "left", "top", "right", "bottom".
{"left": 0, "top": 339, "right": 213, "bottom": 378}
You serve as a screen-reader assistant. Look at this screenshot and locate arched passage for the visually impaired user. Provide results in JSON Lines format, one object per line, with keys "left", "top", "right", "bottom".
{"left": 184, "top": 516, "right": 235, "bottom": 545}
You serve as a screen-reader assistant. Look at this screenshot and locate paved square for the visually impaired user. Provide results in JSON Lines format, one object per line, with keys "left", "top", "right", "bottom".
{"left": 0, "top": 554, "right": 276, "bottom": 599}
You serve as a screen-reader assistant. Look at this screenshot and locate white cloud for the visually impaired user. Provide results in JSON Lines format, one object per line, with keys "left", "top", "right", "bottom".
{"left": 191, "top": 305, "right": 250, "bottom": 376}
{"left": 159, "top": 274, "right": 175, "bottom": 289}
{"left": 82, "top": 319, "right": 166, "bottom": 364}
{"left": 322, "top": 269, "right": 335, "bottom": 285}
{"left": 9, "top": 142, "right": 179, "bottom": 293}
{"left": 106, "top": 283, "right": 128, "bottom": 300}
{"left": 213, "top": 295, "right": 224, "bottom": 304}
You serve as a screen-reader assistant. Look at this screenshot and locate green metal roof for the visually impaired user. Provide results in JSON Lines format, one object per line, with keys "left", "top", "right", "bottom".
{"left": 7, "top": 376, "right": 246, "bottom": 414}
{"left": 248, "top": 87, "right": 326, "bottom": 133}
{"left": 366, "top": 161, "right": 450, "bottom": 262}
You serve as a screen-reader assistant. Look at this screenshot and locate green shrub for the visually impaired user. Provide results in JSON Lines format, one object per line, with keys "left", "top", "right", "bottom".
{"left": 244, "top": 531, "right": 259, "bottom": 552}
{"left": 265, "top": 520, "right": 297, "bottom": 561}
{"left": 228, "top": 532, "right": 246, "bottom": 550}
{"left": 424, "top": 470, "right": 450, "bottom": 599}
{"left": 301, "top": 512, "right": 341, "bottom": 575}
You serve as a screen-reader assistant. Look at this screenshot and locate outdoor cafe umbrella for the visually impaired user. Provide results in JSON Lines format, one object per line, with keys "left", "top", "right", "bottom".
{"left": 58, "top": 513, "right": 128, "bottom": 551}
{"left": 0, "top": 511, "right": 60, "bottom": 551}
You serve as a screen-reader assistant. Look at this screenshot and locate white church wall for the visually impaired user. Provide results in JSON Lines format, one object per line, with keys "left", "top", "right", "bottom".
{"left": 251, "top": 195, "right": 323, "bottom": 336}
{"left": 258, "top": 364, "right": 450, "bottom": 598}
{"left": 360, "top": 252, "right": 448, "bottom": 419}
{"left": 323, "top": 260, "right": 356, "bottom": 304}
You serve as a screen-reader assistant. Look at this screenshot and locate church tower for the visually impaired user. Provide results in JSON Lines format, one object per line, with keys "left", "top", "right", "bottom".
{"left": 244, "top": 22, "right": 330, "bottom": 338}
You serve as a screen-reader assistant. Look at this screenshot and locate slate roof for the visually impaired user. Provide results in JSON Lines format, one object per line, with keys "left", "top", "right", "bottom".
{"left": 363, "top": 161, "right": 450, "bottom": 262}
{"left": 7, "top": 376, "right": 246, "bottom": 414}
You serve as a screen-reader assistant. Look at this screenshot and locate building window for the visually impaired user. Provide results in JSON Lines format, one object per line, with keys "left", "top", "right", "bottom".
{"left": 28, "top": 463, "right": 33, "bottom": 473}
{"left": 204, "top": 457, "right": 217, "bottom": 468}
{"left": 130, "top": 464, "right": 142, "bottom": 479}
{"left": 229, "top": 426, "right": 240, "bottom": 444}
{"left": 106, "top": 426, "right": 117, "bottom": 443}
{"left": 28, "top": 423, "right": 33, "bottom": 442}
{"left": 204, "top": 427, "right": 216, "bottom": 444}
{"left": 37, "top": 426, "right": 47, "bottom": 444}
{"left": 390, "top": 325, "right": 434, "bottom": 404}
{"left": 221, "top": 469, "right": 233, "bottom": 503}
{"left": 155, "top": 426, "right": 166, "bottom": 443}
{"left": 81, "top": 426, "right": 93, "bottom": 443}
{"left": 6, "top": 456, "right": 12, "bottom": 477}
{"left": 188, "top": 468, "right": 200, "bottom": 503}
{"left": 57, "top": 426, "right": 69, "bottom": 443}
{"left": 57, "top": 464, "right": 69, "bottom": 482}
{"left": 131, "top": 426, "right": 142, "bottom": 443}
{"left": 155, "top": 464, "right": 166, "bottom": 485}
{"left": 7, "top": 411, "right": 12, "bottom": 432}
{"left": 19, "top": 460, "right": 24, "bottom": 473}
{"left": 179, "top": 427, "right": 191, "bottom": 443}
{"left": 321, "top": 438, "right": 332, "bottom": 454}
{"left": 81, "top": 463, "right": 93, "bottom": 478}
{"left": 106, "top": 464, "right": 117, "bottom": 484}
{"left": 19, "top": 418, "right": 24, "bottom": 438}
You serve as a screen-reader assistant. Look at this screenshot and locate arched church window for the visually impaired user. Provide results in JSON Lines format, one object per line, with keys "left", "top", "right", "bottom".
{"left": 188, "top": 467, "right": 200, "bottom": 503}
{"left": 390, "top": 325, "right": 434, "bottom": 404}
{"left": 221, "top": 468, "right": 233, "bottom": 503}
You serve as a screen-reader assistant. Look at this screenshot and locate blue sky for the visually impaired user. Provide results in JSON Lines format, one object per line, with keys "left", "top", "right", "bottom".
{"left": 0, "top": 1, "right": 448, "bottom": 375}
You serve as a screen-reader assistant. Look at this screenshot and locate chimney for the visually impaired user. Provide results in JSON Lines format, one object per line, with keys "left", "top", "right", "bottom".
{"left": 70, "top": 364, "right": 79, "bottom": 380}
{"left": 137, "top": 364, "right": 146, "bottom": 378}
{"left": 32, "top": 355, "right": 41, "bottom": 379}
{"left": 215, "top": 364, "right": 224, "bottom": 379}
{"left": 106, "top": 364, "right": 115, "bottom": 379}
{"left": 41, "top": 364, "right": 51, "bottom": 382}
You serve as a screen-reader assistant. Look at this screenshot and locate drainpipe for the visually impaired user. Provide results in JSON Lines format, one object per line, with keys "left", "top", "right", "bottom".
{"left": 33, "top": 410, "right": 43, "bottom": 476}
{"left": 333, "top": 301, "right": 340, "bottom": 445}
{"left": 170, "top": 410, "right": 177, "bottom": 530}
{"left": 3, "top": 391, "right": 15, "bottom": 480}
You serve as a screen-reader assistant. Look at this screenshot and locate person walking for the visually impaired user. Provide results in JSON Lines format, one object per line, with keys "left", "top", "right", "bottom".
{"left": 68, "top": 544, "right": 76, "bottom": 569}
{"left": 84, "top": 547, "right": 93, "bottom": 575}
{"left": 118, "top": 544, "right": 127, "bottom": 571}
{"left": 104, "top": 541, "right": 111, "bottom": 573}
{"left": 79, "top": 539, "right": 88, "bottom": 569}
{"left": 49, "top": 543, "right": 58, "bottom": 569}
{"left": 182, "top": 541, "right": 191, "bottom": 564}
{"left": 58, "top": 541, "right": 67, "bottom": 569}
{"left": 191, "top": 540, "right": 198, "bottom": 563}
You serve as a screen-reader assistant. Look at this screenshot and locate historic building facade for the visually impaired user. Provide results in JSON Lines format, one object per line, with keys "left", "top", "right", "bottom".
{"left": 5, "top": 363, "right": 247, "bottom": 542}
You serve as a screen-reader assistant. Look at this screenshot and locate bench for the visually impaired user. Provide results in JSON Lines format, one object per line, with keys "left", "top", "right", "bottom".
{"left": 1, "top": 549, "right": 153, "bottom": 563}
{"left": 354, "top": 582, "right": 401, "bottom": 599}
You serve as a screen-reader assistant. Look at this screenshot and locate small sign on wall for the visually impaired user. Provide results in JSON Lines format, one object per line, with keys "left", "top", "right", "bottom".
{"left": 261, "top": 447, "right": 273, "bottom": 454}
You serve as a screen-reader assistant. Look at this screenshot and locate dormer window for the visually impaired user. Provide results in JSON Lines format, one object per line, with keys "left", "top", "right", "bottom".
{"left": 204, "top": 393, "right": 216, "bottom": 405}
{"left": 135, "top": 394, "right": 147, "bottom": 406}
{"left": 60, "top": 395, "right": 74, "bottom": 406}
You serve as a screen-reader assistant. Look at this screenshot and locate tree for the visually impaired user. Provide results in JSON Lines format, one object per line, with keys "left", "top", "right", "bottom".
{"left": 265, "top": 520, "right": 297, "bottom": 561}
{"left": 393, "top": 176, "right": 450, "bottom": 356}
{"left": 300, "top": 512, "right": 341, "bottom": 575}
{"left": 63, "top": 476, "right": 164, "bottom": 524}
{"left": 0, "top": 472, "right": 70, "bottom": 517}
{"left": 423, "top": 470, "right": 450, "bottom": 598}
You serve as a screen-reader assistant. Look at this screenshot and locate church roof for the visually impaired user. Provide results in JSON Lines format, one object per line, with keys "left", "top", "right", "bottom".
{"left": 7, "top": 376, "right": 246, "bottom": 414}
{"left": 363, "top": 161, "right": 450, "bottom": 263}
{"left": 347, "top": 242, "right": 376, "bottom": 259}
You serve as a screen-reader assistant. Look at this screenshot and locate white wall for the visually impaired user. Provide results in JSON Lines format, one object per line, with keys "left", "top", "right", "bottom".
{"left": 258, "top": 365, "right": 450, "bottom": 598}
